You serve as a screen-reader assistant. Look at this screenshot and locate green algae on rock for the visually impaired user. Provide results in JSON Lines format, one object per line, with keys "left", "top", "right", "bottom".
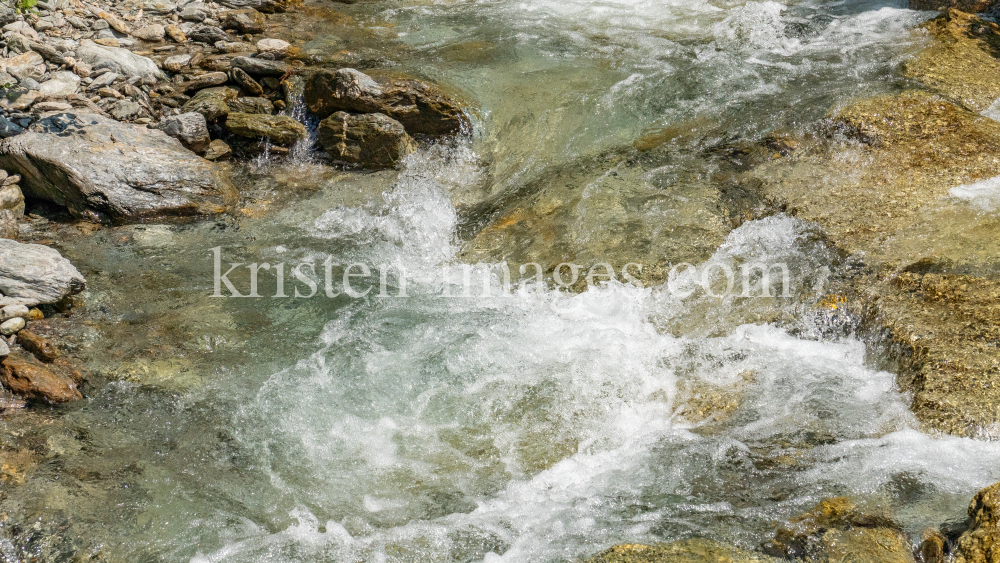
{"left": 586, "top": 539, "right": 781, "bottom": 563}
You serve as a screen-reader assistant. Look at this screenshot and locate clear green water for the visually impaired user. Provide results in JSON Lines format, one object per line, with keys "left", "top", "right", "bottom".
{"left": 5, "top": 1, "right": 1000, "bottom": 562}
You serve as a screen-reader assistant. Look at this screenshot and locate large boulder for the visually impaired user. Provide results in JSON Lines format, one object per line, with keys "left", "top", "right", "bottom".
{"left": 0, "top": 113, "right": 235, "bottom": 222}
{"left": 75, "top": 40, "right": 165, "bottom": 80}
{"left": 317, "top": 111, "right": 415, "bottom": 170}
{"left": 305, "top": 68, "right": 470, "bottom": 136}
{"left": 0, "top": 239, "right": 85, "bottom": 307}
{"left": 954, "top": 482, "right": 1000, "bottom": 563}
{"left": 225, "top": 112, "right": 306, "bottom": 146}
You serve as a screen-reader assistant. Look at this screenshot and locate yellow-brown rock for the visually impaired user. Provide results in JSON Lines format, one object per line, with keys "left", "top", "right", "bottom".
{"left": 955, "top": 482, "right": 1000, "bottom": 563}
{"left": 586, "top": 539, "right": 780, "bottom": 563}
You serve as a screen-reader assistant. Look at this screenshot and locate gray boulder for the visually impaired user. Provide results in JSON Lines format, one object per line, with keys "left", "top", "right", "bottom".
{"left": 37, "top": 71, "right": 80, "bottom": 98}
{"left": 0, "top": 239, "right": 85, "bottom": 307}
{"left": 0, "top": 116, "right": 23, "bottom": 138}
{"left": 218, "top": 0, "right": 294, "bottom": 13}
{"left": 317, "top": 112, "right": 415, "bottom": 170}
{"left": 75, "top": 40, "right": 165, "bottom": 80}
{"left": 0, "top": 112, "right": 236, "bottom": 222}
{"left": 156, "top": 112, "right": 210, "bottom": 153}
{"left": 231, "top": 56, "right": 291, "bottom": 77}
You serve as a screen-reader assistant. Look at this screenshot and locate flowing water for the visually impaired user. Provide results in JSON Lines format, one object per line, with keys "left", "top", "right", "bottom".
{"left": 4, "top": 1, "right": 1000, "bottom": 562}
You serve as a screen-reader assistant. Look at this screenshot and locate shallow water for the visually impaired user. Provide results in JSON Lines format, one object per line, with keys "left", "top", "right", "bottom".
{"left": 4, "top": 1, "right": 1000, "bottom": 562}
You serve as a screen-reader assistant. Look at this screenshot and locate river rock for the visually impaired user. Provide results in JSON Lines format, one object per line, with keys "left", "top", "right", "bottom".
{"left": 0, "top": 338, "right": 7, "bottom": 360}
{"left": 317, "top": 111, "right": 415, "bottom": 170}
{"left": 0, "top": 112, "right": 235, "bottom": 222}
{"left": 955, "top": 481, "right": 1000, "bottom": 563}
{"left": 221, "top": 9, "right": 267, "bottom": 34}
{"left": 0, "top": 184, "right": 23, "bottom": 217}
{"left": 110, "top": 99, "right": 143, "bottom": 121}
{"left": 218, "top": 0, "right": 296, "bottom": 13}
{"left": 0, "top": 316, "right": 23, "bottom": 336}
{"left": 0, "top": 304, "right": 28, "bottom": 321}
{"left": 17, "top": 329, "right": 58, "bottom": 363}
{"left": 180, "top": 2, "right": 209, "bottom": 22}
{"left": 586, "top": 539, "right": 781, "bottom": 563}
{"left": 228, "top": 96, "right": 273, "bottom": 114}
{"left": 132, "top": 24, "right": 166, "bottom": 42}
{"left": 0, "top": 239, "right": 85, "bottom": 306}
{"left": 203, "top": 138, "right": 232, "bottom": 160}
{"left": 0, "top": 116, "right": 22, "bottom": 138}
{"left": 37, "top": 71, "right": 80, "bottom": 99}
{"left": 76, "top": 40, "right": 165, "bottom": 80}
{"left": 165, "top": 23, "right": 187, "bottom": 42}
{"left": 226, "top": 112, "right": 305, "bottom": 146}
{"left": 230, "top": 67, "right": 263, "bottom": 96}
{"left": 230, "top": 55, "right": 291, "bottom": 77}
{"left": 305, "top": 68, "right": 470, "bottom": 136}
{"left": 156, "top": 112, "right": 211, "bottom": 153}
{"left": 189, "top": 25, "right": 231, "bottom": 45}
{"left": 257, "top": 38, "right": 290, "bottom": 56}
{"left": 0, "top": 51, "right": 44, "bottom": 83}
{"left": 182, "top": 86, "right": 237, "bottom": 121}
{"left": 163, "top": 54, "right": 192, "bottom": 72}
{"left": 0, "top": 355, "right": 82, "bottom": 403}
{"left": 181, "top": 71, "right": 229, "bottom": 92}
{"left": 764, "top": 498, "right": 914, "bottom": 563}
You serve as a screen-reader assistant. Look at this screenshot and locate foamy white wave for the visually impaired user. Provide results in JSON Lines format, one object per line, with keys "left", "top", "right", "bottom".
{"left": 949, "top": 175, "right": 1000, "bottom": 210}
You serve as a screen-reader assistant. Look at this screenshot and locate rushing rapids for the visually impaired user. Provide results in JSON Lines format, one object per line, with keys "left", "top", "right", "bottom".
{"left": 3, "top": 0, "right": 1000, "bottom": 562}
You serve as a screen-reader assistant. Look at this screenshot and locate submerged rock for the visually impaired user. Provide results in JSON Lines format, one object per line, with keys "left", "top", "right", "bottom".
{"left": 0, "top": 239, "right": 85, "bottom": 307}
{"left": 317, "top": 111, "right": 415, "bottom": 169}
{"left": 764, "top": 498, "right": 914, "bottom": 563}
{"left": 0, "top": 113, "right": 235, "bottom": 222}
{"left": 0, "top": 354, "right": 82, "bottom": 404}
{"left": 587, "top": 539, "right": 780, "bottom": 563}
{"left": 903, "top": 10, "right": 1000, "bottom": 112}
{"left": 955, "top": 482, "right": 1000, "bottom": 563}
{"left": 305, "top": 68, "right": 470, "bottom": 136}
{"left": 225, "top": 112, "right": 306, "bottom": 146}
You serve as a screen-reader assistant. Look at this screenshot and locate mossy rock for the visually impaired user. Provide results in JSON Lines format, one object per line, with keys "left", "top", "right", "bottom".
{"left": 586, "top": 539, "right": 780, "bottom": 563}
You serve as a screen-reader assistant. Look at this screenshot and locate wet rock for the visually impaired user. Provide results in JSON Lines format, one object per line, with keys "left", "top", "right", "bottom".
{"left": 903, "top": 10, "right": 1000, "bottom": 112}
{"left": 317, "top": 111, "right": 415, "bottom": 170}
{"left": 182, "top": 85, "right": 237, "bottom": 121}
{"left": 764, "top": 498, "right": 914, "bottom": 563}
{"left": 226, "top": 111, "right": 305, "bottom": 146}
{"left": 921, "top": 529, "right": 947, "bottom": 563}
{"left": 37, "top": 71, "right": 80, "bottom": 99}
{"left": 909, "top": 0, "right": 997, "bottom": 12}
{"left": 586, "top": 539, "right": 781, "bottom": 563}
{"left": 230, "top": 66, "right": 263, "bottom": 96}
{"left": 155, "top": 112, "right": 211, "bottom": 153}
{"left": 76, "top": 40, "right": 165, "bottom": 80}
{"left": 218, "top": 0, "right": 298, "bottom": 13}
{"left": 203, "top": 138, "right": 232, "bottom": 160}
{"left": 0, "top": 316, "right": 23, "bottom": 336}
{"left": 221, "top": 9, "right": 267, "bottom": 34}
{"left": 230, "top": 55, "right": 291, "bottom": 77}
{"left": 0, "top": 355, "right": 82, "bottom": 403}
{"left": 16, "top": 329, "right": 59, "bottom": 362}
{"left": 0, "top": 239, "right": 85, "bottom": 307}
{"left": 0, "top": 112, "right": 235, "bottom": 222}
{"left": 227, "top": 96, "right": 273, "bottom": 114}
{"left": 955, "top": 482, "right": 1000, "bottom": 563}
{"left": 132, "top": 24, "right": 166, "bottom": 42}
{"left": 305, "top": 68, "right": 470, "bottom": 136}
{"left": 190, "top": 25, "right": 231, "bottom": 45}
